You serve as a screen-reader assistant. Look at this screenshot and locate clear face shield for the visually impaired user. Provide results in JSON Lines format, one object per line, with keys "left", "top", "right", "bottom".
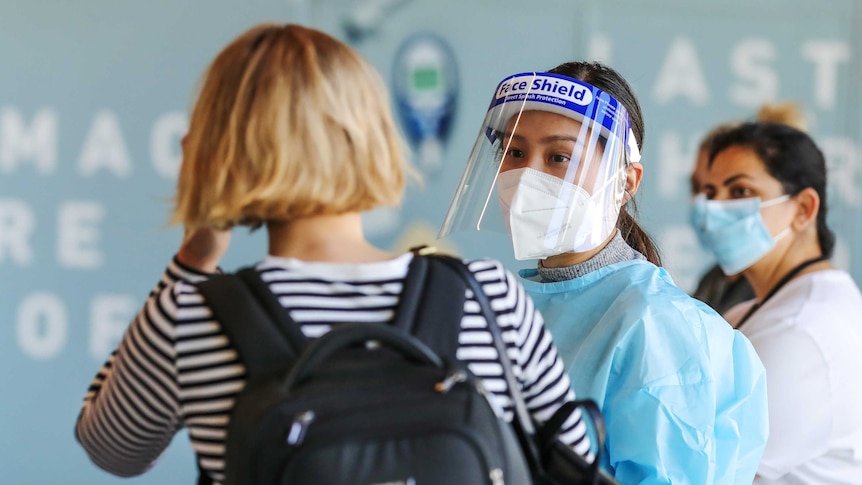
{"left": 439, "top": 72, "right": 641, "bottom": 260}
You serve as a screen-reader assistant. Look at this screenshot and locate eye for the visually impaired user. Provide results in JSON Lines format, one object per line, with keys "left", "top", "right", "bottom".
{"left": 549, "top": 153, "right": 571, "bottom": 164}
{"left": 506, "top": 148, "right": 525, "bottom": 158}
{"left": 702, "top": 185, "right": 716, "bottom": 200}
{"left": 730, "top": 185, "right": 754, "bottom": 198}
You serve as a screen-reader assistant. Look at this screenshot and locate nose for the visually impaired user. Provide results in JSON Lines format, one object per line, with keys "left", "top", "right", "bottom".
{"left": 506, "top": 153, "right": 544, "bottom": 172}
{"left": 524, "top": 153, "right": 546, "bottom": 172}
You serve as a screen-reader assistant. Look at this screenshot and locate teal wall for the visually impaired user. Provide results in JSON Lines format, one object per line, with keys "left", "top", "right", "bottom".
{"left": 1, "top": 1, "right": 859, "bottom": 482}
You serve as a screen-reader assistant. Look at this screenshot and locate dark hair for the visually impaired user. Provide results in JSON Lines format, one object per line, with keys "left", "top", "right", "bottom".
{"left": 692, "top": 102, "right": 807, "bottom": 196}
{"left": 708, "top": 122, "right": 835, "bottom": 258}
{"left": 548, "top": 61, "right": 661, "bottom": 265}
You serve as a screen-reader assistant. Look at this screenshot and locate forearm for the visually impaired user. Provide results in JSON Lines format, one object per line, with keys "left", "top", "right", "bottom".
{"left": 75, "top": 296, "right": 181, "bottom": 475}
{"left": 76, "top": 259, "right": 215, "bottom": 475}
{"left": 522, "top": 330, "right": 592, "bottom": 458}
{"left": 511, "top": 277, "right": 592, "bottom": 458}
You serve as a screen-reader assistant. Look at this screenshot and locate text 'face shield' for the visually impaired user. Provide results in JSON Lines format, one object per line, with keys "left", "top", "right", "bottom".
{"left": 439, "top": 72, "right": 641, "bottom": 260}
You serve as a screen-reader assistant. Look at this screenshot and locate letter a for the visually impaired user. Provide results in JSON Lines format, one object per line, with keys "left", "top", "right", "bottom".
{"left": 653, "top": 36, "right": 710, "bottom": 106}
{"left": 77, "top": 110, "right": 133, "bottom": 178}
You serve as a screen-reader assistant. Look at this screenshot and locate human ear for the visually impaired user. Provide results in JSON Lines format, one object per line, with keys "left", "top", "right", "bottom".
{"left": 792, "top": 187, "right": 820, "bottom": 231}
{"left": 623, "top": 162, "right": 643, "bottom": 202}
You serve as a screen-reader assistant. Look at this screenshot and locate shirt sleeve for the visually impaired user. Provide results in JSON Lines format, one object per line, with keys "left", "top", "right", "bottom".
{"left": 750, "top": 326, "right": 830, "bottom": 479}
{"left": 469, "top": 259, "right": 593, "bottom": 461}
{"left": 74, "top": 256, "right": 218, "bottom": 476}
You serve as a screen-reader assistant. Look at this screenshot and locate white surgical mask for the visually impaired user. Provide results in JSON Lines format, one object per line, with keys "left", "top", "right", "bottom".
{"left": 497, "top": 167, "right": 621, "bottom": 260}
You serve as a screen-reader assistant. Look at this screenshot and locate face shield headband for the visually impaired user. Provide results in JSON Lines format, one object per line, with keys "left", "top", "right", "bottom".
{"left": 439, "top": 72, "right": 641, "bottom": 259}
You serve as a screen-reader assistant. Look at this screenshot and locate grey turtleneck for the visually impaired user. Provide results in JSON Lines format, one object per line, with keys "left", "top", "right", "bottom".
{"left": 536, "top": 230, "right": 646, "bottom": 283}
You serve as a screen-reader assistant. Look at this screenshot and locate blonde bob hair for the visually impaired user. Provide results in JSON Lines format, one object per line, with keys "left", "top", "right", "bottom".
{"left": 172, "top": 23, "right": 414, "bottom": 229}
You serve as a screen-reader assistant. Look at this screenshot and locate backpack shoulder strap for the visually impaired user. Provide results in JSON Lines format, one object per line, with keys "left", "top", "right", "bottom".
{"left": 390, "top": 250, "right": 466, "bottom": 365}
{"left": 196, "top": 267, "right": 308, "bottom": 377}
{"left": 425, "top": 253, "right": 547, "bottom": 473}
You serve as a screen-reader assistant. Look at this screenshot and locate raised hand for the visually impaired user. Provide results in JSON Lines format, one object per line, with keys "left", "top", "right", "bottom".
{"left": 177, "top": 226, "right": 231, "bottom": 273}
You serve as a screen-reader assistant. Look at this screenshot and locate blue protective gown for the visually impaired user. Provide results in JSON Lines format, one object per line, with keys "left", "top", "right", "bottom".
{"left": 520, "top": 260, "right": 768, "bottom": 484}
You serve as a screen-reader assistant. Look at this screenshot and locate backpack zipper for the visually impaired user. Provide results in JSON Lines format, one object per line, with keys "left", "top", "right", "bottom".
{"left": 490, "top": 468, "right": 504, "bottom": 485}
{"left": 286, "top": 410, "right": 315, "bottom": 446}
{"left": 282, "top": 397, "right": 507, "bottom": 485}
{"left": 434, "top": 369, "right": 467, "bottom": 393}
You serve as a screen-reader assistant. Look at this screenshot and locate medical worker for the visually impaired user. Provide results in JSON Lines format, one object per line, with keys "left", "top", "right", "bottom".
{"left": 695, "top": 121, "right": 862, "bottom": 484}
{"left": 690, "top": 102, "right": 807, "bottom": 315}
{"left": 439, "top": 61, "right": 768, "bottom": 484}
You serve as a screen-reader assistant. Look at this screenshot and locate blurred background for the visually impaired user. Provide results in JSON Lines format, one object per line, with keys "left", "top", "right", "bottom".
{"left": 1, "top": 0, "right": 859, "bottom": 482}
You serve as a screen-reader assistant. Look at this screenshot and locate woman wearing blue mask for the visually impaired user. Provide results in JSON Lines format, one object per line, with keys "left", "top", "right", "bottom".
{"left": 694, "top": 122, "right": 862, "bottom": 484}
{"left": 440, "top": 61, "right": 769, "bottom": 484}
{"left": 688, "top": 102, "right": 807, "bottom": 315}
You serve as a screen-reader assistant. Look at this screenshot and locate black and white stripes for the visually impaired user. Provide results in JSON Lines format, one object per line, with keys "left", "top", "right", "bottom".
{"left": 76, "top": 253, "right": 590, "bottom": 483}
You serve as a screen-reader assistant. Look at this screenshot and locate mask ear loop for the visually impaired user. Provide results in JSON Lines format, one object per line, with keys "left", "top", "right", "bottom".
{"left": 618, "top": 170, "right": 630, "bottom": 206}
{"left": 773, "top": 227, "right": 792, "bottom": 242}
{"left": 616, "top": 128, "right": 641, "bottom": 241}
{"left": 760, "top": 193, "right": 793, "bottom": 242}
{"left": 760, "top": 194, "right": 791, "bottom": 208}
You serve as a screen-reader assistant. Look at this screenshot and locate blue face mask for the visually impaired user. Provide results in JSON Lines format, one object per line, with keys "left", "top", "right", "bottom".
{"left": 689, "top": 193, "right": 791, "bottom": 275}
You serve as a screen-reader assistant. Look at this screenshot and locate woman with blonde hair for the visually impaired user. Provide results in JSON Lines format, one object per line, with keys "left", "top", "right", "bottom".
{"left": 74, "top": 23, "right": 590, "bottom": 483}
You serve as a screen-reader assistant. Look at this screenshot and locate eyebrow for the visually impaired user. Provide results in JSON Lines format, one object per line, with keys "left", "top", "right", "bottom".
{"left": 722, "top": 174, "right": 752, "bottom": 186}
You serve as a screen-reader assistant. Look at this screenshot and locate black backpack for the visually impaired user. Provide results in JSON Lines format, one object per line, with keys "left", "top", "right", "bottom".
{"left": 197, "top": 252, "right": 615, "bottom": 485}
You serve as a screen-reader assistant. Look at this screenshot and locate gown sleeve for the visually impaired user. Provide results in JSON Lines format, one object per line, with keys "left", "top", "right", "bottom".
{"left": 603, "top": 304, "right": 768, "bottom": 484}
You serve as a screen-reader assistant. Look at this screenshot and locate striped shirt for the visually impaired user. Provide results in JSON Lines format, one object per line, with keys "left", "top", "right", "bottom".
{"left": 76, "top": 253, "right": 590, "bottom": 483}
